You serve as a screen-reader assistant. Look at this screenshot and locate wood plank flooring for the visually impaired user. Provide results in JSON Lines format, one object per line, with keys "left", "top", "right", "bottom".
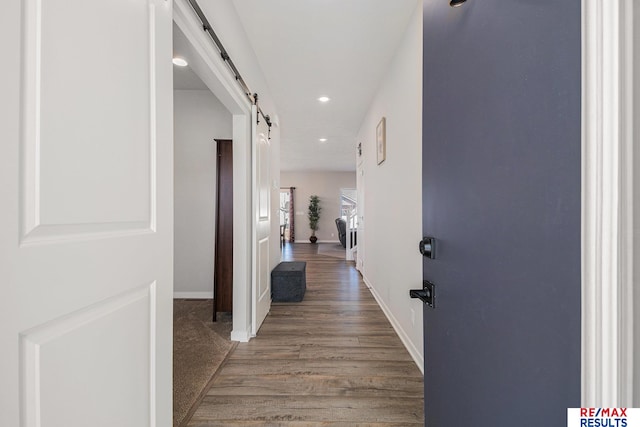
{"left": 187, "top": 243, "right": 424, "bottom": 426}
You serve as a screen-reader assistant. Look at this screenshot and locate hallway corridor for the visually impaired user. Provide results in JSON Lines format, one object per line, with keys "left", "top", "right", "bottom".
{"left": 187, "top": 243, "right": 424, "bottom": 426}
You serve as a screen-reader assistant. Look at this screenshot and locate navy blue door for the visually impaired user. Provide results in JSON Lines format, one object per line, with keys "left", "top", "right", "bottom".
{"left": 421, "top": 0, "right": 581, "bottom": 425}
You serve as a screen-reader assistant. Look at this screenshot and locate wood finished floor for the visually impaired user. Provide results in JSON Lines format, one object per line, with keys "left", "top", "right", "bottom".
{"left": 187, "top": 243, "right": 424, "bottom": 426}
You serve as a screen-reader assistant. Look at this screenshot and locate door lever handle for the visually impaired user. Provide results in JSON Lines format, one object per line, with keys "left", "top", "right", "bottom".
{"left": 410, "top": 281, "right": 435, "bottom": 308}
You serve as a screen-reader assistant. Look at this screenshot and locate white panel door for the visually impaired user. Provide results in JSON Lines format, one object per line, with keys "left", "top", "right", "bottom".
{"left": 0, "top": 0, "right": 173, "bottom": 426}
{"left": 252, "top": 106, "right": 272, "bottom": 334}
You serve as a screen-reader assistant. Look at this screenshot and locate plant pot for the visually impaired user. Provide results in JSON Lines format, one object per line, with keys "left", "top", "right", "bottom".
{"left": 309, "top": 235, "right": 318, "bottom": 244}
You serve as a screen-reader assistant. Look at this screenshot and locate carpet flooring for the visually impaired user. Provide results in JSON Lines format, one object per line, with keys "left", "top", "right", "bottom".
{"left": 173, "top": 300, "right": 234, "bottom": 427}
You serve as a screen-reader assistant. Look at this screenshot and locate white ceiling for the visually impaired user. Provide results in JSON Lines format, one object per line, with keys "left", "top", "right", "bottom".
{"left": 175, "top": 0, "right": 419, "bottom": 172}
{"left": 173, "top": 24, "right": 210, "bottom": 91}
{"left": 173, "top": 63, "right": 209, "bottom": 90}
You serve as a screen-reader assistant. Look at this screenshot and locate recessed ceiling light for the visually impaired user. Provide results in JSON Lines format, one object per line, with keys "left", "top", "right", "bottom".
{"left": 319, "top": 138, "right": 327, "bottom": 142}
{"left": 173, "top": 57, "right": 188, "bottom": 67}
{"left": 318, "top": 96, "right": 330, "bottom": 103}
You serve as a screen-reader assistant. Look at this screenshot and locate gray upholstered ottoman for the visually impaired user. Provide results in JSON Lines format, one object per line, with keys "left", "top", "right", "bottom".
{"left": 271, "top": 261, "right": 306, "bottom": 302}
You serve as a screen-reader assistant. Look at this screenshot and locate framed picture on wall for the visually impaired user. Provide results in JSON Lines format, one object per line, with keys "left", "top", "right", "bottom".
{"left": 376, "top": 117, "right": 386, "bottom": 165}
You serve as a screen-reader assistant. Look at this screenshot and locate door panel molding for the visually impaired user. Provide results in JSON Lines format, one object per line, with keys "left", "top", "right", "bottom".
{"left": 258, "top": 237, "right": 270, "bottom": 300}
{"left": 20, "top": 282, "right": 157, "bottom": 427}
{"left": 258, "top": 133, "right": 270, "bottom": 220}
{"left": 2, "top": 0, "right": 173, "bottom": 424}
{"left": 581, "top": 0, "right": 634, "bottom": 407}
{"left": 20, "top": 0, "right": 159, "bottom": 245}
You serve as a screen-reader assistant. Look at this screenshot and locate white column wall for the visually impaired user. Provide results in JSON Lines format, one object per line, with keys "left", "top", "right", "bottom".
{"left": 173, "top": 89, "right": 232, "bottom": 297}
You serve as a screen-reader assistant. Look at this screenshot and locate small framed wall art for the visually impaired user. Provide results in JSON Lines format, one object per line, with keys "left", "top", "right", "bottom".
{"left": 376, "top": 117, "right": 386, "bottom": 165}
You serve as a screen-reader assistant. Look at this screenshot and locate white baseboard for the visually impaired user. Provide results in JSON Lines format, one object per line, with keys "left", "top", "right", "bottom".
{"left": 292, "top": 240, "right": 341, "bottom": 244}
{"left": 173, "top": 291, "right": 214, "bottom": 299}
{"left": 231, "top": 329, "right": 251, "bottom": 342}
{"left": 362, "top": 274, "right": 424, "bottom": 374}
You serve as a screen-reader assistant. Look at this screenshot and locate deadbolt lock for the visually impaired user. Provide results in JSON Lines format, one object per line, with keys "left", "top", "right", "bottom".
{"left": 419, "top": 236, "right": 436, "bottom": 259}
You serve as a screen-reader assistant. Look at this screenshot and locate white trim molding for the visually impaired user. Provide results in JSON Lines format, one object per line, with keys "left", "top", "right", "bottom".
{"left": 173, "top": 292, "right": 214, "bottom": 299}
{"left": 230, "top": 329, "right": 251, "bottom": 343}
{"left": 362, "top": 274, "right": 424, "bottom": 373}
{"left": 293, "top": 240, "right": 341, "bottom": 244}
{"left": 582, "top": 0, "right": 634, "bottom": 407}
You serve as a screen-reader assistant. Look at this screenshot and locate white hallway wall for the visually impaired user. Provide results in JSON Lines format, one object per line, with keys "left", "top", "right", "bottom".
{"left": 280, "top": 171, "right": 356, "bottom": 243}
{"left": 356, "top": 2, "right": 424, "bottom": 369}
{"left": 174, "top": 89, "right": 232, "bottom": 297}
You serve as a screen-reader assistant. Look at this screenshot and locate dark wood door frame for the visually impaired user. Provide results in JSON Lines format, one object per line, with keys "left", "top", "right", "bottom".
{"left": 214, "top": 139, "right": 233, "bottom": 321}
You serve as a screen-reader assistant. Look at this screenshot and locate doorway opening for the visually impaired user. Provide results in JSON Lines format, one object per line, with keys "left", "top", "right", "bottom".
{"left": 339, "top": 188, "right": 358, "bottom": 261}
{"left": 279, "top": 188, "right": 290, "bottom": 246}
{"left": 172, "top": 22, "right": 236, "bottom": 426}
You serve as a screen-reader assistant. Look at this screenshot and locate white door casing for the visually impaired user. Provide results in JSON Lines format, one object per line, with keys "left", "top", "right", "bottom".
{"left": 0, "top": 0, "right": 173, "bottom": 425}
{"left": 356, "top": 157, "right": 365, "bottom": 273}
{"left": 252, "top": 106, "right": 272, "bottom": 335}
{"left": 173, "top": 0, "right": 256, "bottom": 342}
{"left": 581, "top": 0, "right": 635, "bottom": 407}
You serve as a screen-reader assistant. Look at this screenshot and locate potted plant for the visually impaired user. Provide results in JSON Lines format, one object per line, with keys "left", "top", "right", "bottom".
{"left": 307, "top": 195, "right": 321, "bottom": 243}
